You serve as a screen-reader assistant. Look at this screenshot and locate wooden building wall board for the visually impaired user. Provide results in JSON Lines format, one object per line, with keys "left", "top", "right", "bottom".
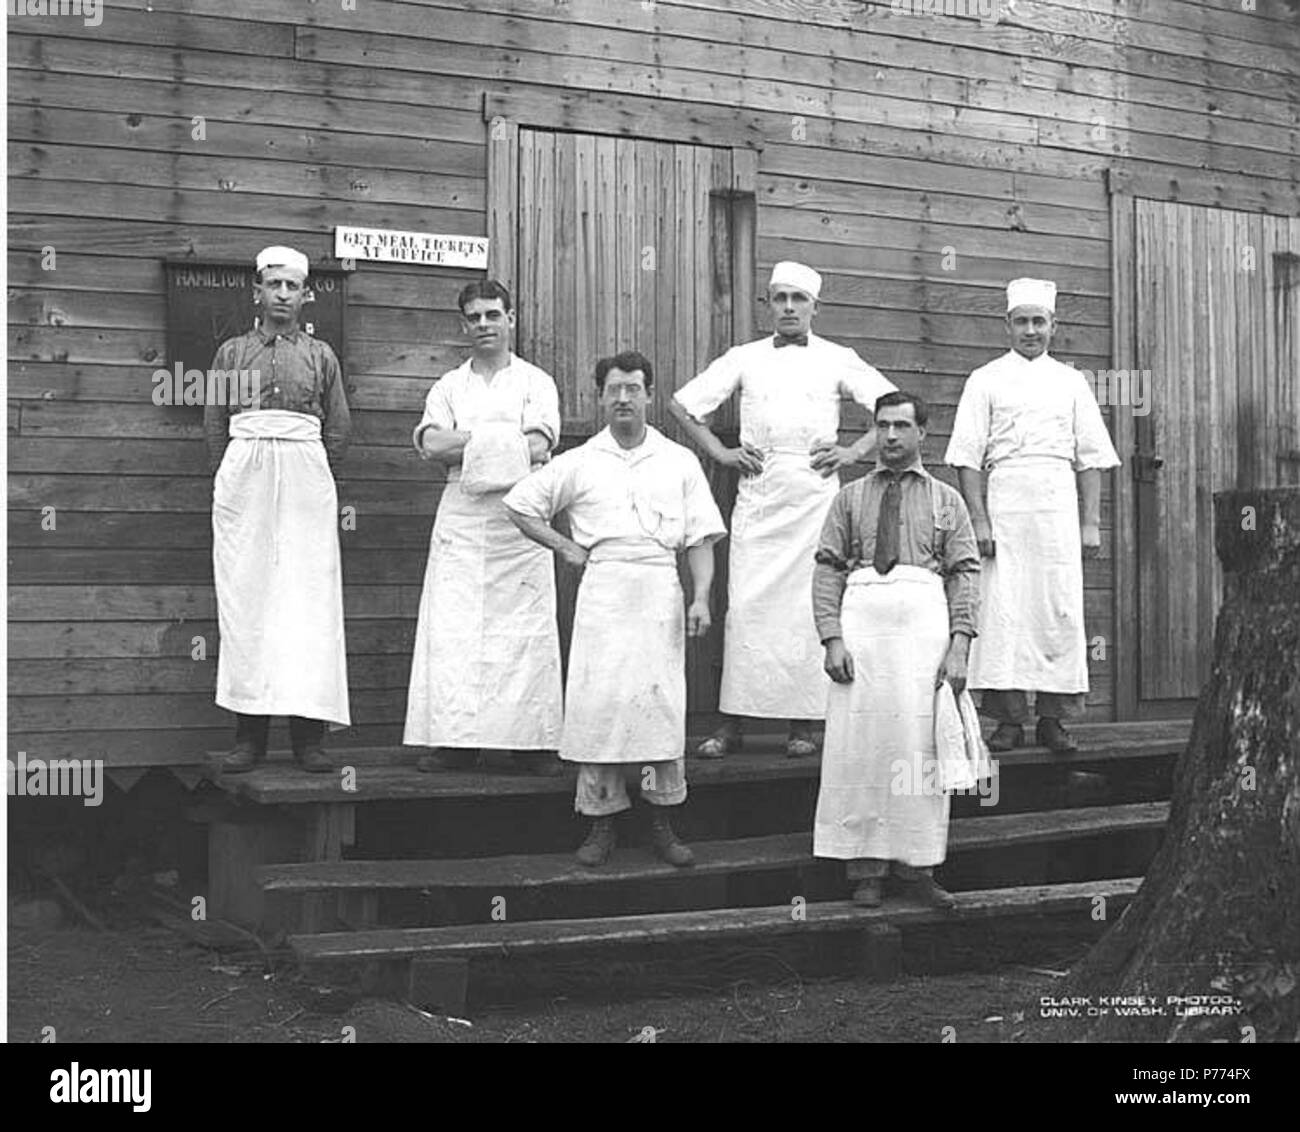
{"left": 7, "top": 618, "right": 420, "bottom": 661}
{"left": 86, "top": 0, "right": 1300, "bottom": 130}
{"left": 669, "top": 0, "right": 1300, "bottom": 80}
{"left": 7, "top": 436, "right": 428, "bottom": 483}
{"left": 6, "top": 101, "right": 484, "bottom": 177}
{"left": 294, "top": 27, "right": 1299, "bottom": 182}
{"left": 7, "top": 178, "right": 479, "bottom": 243}
{"left": 7, "top": 584, "right": 422, "bottom": 622}
{"left": 4, "top": 726, "right": 407, "bottom": 768}
{"left": 10, "top": 67, "right": 1287, "bottom": 216}
{"left": 9, "top": 141, "right": 484, "bottom": 214}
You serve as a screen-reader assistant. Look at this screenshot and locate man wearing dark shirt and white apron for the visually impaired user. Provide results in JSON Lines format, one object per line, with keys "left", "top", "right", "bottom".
{"left": 812, "top": 391, "right": 980, "bottom": 908}
{"left": 204, "top": 246, "right": 352, "bottom": 774}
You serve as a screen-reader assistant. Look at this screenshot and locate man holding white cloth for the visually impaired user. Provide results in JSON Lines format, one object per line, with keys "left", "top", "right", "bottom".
{"left": 669, "top": 261, "right": 896, "bottom": 758}
{"left": 812, "top": 391, "right": 979, "bottom": 908}
{"left": 206, "top": 245, "right": 352, "bottom": 774}
{"left": 404, "top": 280, "right": 563, "bottom": 773}
{"left": 505, "top": 351, "right": 726, "bottom": 867}
{"left": 945, "top": 278, "right": 1121, "bottom": 753}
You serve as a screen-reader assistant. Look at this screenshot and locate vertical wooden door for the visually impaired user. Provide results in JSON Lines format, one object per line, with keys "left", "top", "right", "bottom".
{"left": 495, "top": 125, "right": 757, "bottom": 715}
{"left": 1133, "top": 199, "right": 1300, "bottom": 702}
{"left": 514, "top": 129, "right": 742, "bottom": 436}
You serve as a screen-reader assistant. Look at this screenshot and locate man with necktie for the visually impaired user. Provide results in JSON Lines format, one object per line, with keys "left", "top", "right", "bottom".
{"left": 810, "top": 391, "right": 980, "bottom": 907}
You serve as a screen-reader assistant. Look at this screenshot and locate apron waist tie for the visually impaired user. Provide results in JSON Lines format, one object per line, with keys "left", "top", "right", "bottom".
{"left": 587, "top": 537, "right": 676, "bottom": 568}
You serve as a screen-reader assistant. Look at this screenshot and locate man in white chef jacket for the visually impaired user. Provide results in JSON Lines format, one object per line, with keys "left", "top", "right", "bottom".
{"left": 404, "top": 280, "right": 564, "bottom": 774}
{"left": 669, "top": 262, "right": 896, "bottom": 759}
{"left": 945, "top": 278, "right": 1121, "bottom": 753}
{"left": 505, "top": 351, "right": 726, "bottom": 867}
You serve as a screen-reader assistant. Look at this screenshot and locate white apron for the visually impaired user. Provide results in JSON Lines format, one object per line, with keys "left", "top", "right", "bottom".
{"left": 969, "top": 456, "right": 1089, "bottom": 693}
{"left": 720, "top": 449, "right": 834, "bottom": 719}
{"left": 212, "top": 410, "right": 350, "bottom": 727}
{"left": 403, "top": 471, "right": 563, "bottom": 749}
{"left": 814, "top": 565, "right": 950, "bottom": 865}
{"left": 559, "top": 538, "right": 685, "bottom": 765}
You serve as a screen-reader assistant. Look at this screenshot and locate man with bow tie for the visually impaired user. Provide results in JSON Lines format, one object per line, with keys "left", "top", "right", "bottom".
{"left": 669, "top": 261, "right": 896, "bottom": 759}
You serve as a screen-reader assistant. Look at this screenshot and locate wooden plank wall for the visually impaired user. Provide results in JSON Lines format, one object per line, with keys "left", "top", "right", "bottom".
{"left": 9, "top": 0, "right": 1300, "bottom": 765}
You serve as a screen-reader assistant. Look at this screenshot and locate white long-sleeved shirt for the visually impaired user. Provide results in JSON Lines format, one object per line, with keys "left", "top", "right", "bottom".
{"left": 944, "top": 350, "right": 1121, "bottom": 472}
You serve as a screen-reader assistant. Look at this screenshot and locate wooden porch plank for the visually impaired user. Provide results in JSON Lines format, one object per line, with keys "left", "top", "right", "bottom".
{"left": 290, "top": 878, "right": 1144, "bottom": 961}
{"left": 212, "top": 720, "right": 1192, "bottom": 804}
{"left": 259, "top": 801, "right": 1168, "bottom": 893}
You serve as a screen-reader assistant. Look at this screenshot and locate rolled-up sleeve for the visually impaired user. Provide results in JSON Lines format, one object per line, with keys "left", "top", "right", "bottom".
{"left": 674, "top": 349, "right": 743, "bottom": 423}
{"left": 937, "top": 488, "right": 981, "bottom": 637}
{"left": 1071, "top": 378, "right": 1122, "bottom": 472}
{"left": 503, "top": 453, "right": 572, "bottom": 523}
{"left": 413, "top": 377, "right": 457, "bottom": 451}
{"left": 522, "top": 365, "right": 561, "bottom": 448}
{"left": 944, "top": 374, "right": 990, "bottom": 470}
{"left": 681, "top": 455, "right": 727, "bottom": 549}
{"left": 838, "top": 349, "right": 897, "bottom": 411}
{"left": 812, "top": 488, "right": 855, "bottom": 642}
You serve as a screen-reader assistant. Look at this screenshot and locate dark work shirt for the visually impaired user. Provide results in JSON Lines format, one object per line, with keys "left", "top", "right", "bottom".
{"left": 812, "top": 459, "right": 981, "bottom": 642}
{"left": 202, "top": 326, "right": 351, "bottom": 472}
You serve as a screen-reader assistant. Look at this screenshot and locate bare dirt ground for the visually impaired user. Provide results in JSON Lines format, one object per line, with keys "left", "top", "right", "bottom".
{"left": 10, "top": 910, "right": 1088, "bottom": 1044}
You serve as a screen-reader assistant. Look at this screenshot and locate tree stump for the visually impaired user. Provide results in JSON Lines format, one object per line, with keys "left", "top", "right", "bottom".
{"left": 1062, "top": 487, "right": 1299, "bottom": 1042}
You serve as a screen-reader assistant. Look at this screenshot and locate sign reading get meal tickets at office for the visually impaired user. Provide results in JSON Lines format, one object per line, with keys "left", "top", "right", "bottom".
{"left": 334, "top": 225, "right": 489, "bottom": 269}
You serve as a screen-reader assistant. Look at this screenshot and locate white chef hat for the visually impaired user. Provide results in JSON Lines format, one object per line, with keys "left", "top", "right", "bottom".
{"left": 255, "top": 245, "right": 310, "bottom": 279}
{"left": 1006, "top": 277, "right": 1056, "bottom": 313}
{"left": 769, "top": 261, "right": 822, "bottom": 300}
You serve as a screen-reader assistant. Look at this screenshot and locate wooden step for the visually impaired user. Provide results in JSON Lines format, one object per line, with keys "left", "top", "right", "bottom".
{"left": 259, "top": 801, "right": 1168, "bottom": 894}
{"left": 214, "top": 720, "right": 1191, "bottom": 805}
{"left": 290, "top": 877, "right": 1144, "bottom": 962}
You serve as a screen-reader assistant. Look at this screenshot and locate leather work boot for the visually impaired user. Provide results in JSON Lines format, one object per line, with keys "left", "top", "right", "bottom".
{"left": 290, "top": 717, "right": 332, "bottom": 774}
{"left": 1036, "top": 717, "right": 1080, "bottom": 753}
{"left": 851, "top": 878, "right": 883, "bottom": 907}
{"left": 648, "top": 808, "right": 695, "bottom": 868}
{"left": 575, "top": 816, "right": 617, "bottom": 867}
{"left": 218, "top": 714, "right": 269, "bottom": 774}
{"left": 987, "top": 722, "right": 1025, "bottom": 752}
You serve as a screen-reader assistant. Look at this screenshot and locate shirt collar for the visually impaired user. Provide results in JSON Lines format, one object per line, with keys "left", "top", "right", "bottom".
{"left": 1004, "top": 348, "right": 1053, "bottom": 366}
{"left": 463, "top": 351, "right": 518, "bottom": 379}
{"left": 593, "top": 423, "right": 662, "bottom": 457}
{"left": 254, "top": 323, "right": 303, "bottom": 345}
{"left": 871, "top": 456, "right": 929, "bottom": 480}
